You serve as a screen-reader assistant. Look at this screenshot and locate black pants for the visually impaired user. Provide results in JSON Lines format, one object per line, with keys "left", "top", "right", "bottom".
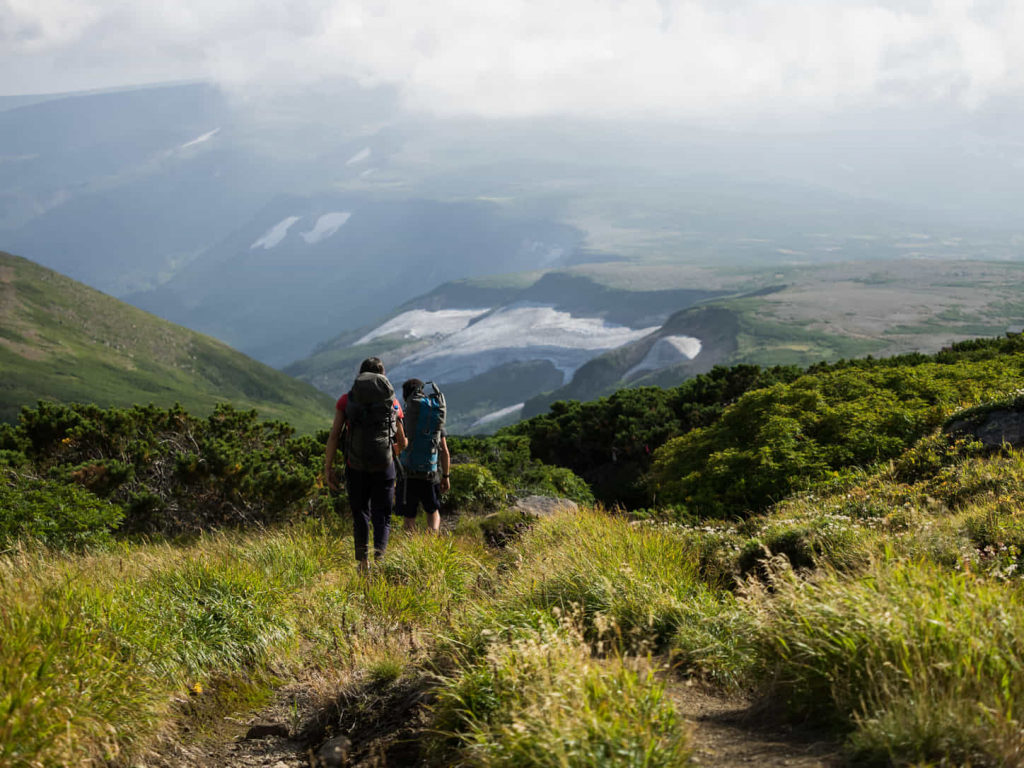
{"left": 346, "top": 465, "right": 395, "bottom": 561}
{"left": 397, "top": 477, "right": 441, "bottom": 518}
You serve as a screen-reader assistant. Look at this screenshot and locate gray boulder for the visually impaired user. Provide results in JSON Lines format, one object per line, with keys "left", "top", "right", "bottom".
{"left": 947, "top": 409, "right": 1024, "bottom": 448}
{"left": 513, "top": 495, "right": 579, "bottom": 518}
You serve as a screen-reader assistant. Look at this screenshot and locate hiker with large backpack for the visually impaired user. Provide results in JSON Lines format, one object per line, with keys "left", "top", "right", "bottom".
{"left": 398, "top": 378, "right": 450, "bottom": 533}
{"left": 324, "top": 357, "right": 408, "bottom": 572}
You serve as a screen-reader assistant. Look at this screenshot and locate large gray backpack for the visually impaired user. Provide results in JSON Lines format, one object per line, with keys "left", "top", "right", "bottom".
{"left": 344, "top": 373, "right": 397, "bottom": 472}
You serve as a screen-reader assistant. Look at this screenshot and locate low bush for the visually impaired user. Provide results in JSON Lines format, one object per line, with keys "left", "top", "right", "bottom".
{"left": 447, "top": 434, "right": 594, "bottom": 506}
{"left": 444, "top": 463, "right": 508, "bottom": 513}
{"left": 1, "top": 401, "right": 334, "bottom": 537}
{"left": 650, "top": 359, "right": 1024, "bottom": 517}
{"left": 0, "top": 470, "right": 124, "bottom": 549}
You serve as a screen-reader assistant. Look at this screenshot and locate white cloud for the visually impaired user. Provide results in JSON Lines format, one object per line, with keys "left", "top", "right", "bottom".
{"left": 3, "top": 0, "right": 1024, "bottom": 120}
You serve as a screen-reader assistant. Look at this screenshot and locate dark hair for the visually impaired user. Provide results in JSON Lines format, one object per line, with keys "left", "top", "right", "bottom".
{"left": 359, "top": 357, "right": 385, "bottom": 374}
{"left": 402, "top": 378, "right": 424, "bottom": 401}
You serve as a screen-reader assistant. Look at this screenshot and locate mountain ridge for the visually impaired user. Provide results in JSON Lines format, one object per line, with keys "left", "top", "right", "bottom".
{"left": 0, "top": 252, "right": 333, "bottom": 431}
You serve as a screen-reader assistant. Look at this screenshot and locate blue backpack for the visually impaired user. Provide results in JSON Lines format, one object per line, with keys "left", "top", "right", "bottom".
{"left": 400, "top": 382, "right": 446, "bottom": 478}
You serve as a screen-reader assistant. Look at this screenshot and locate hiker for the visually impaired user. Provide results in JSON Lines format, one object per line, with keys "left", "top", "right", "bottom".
{"left": 397, "top": 378, "right": 450, "bottom": 533}
{"left": 324, "top": 357, "right": 408, "bottom": 572}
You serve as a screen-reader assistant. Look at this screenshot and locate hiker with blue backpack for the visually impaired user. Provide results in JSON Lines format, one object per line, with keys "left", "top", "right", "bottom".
{"left": 324, "top": 357, "right": 408, "bottom": 572}
{"left": 398, "top": 378, "right": 450, "bottom": 533}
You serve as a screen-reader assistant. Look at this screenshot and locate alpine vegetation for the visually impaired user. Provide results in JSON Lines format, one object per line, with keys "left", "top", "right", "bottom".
{"left": 3, "top": 335, "right": 1024, "bottom": 766}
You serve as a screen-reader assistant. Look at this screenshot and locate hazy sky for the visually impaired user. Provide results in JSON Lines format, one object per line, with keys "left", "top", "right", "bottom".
{"left": 3, "top": 0, "right": 1023, "bottom": 122}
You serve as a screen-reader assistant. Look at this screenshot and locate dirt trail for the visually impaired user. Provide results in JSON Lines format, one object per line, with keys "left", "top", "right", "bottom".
{"left": 670, "top": 683, "right": 843, "bottom": 767}
{"left": 156, "top": 678, "right": 843, "bottom": 767}
{"left": 153, "top": 676, "right": 432, "bottom": 768}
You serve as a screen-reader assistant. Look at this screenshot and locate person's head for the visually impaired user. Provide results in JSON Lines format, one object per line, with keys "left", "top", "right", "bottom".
{"left": 359, "top": 357, "right": 385, "bottom": 375}
{"left": 402, "top": 378, "right": 424, "bottom": 401}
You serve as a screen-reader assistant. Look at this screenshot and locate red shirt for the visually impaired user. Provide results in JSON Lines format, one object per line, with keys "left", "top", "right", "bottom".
{"left": 336, "top": 393, "right": 404, "bottom": 422}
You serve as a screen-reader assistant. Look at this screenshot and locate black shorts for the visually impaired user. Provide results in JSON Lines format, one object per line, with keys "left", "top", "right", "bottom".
{"left": 397, "top": 477, "right": 441, "bottom": 518}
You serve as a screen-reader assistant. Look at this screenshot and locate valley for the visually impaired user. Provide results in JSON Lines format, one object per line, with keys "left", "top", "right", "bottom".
{"left": 288, "top": 259, "right": 1024, "bottom": 433}
{"left": 5, "top": 82, "right": 1024, "bottom": 388}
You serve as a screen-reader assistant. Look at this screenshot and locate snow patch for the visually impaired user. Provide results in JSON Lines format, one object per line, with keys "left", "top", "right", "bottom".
{"left": 626, "top": 335, "right": 702, "bottom": 379}
{"left": 522, "top": 240, "right": 565, "bottom": 268}
{"left": 346, "top": 147, "right": 372, "bottom": 165}
{"left": 391, "top": 302, "right": 658, "bottom": 384}
{"left": 356, "top": 308, "right": 492, "bottom": 345}
{"left": 181, "top": 128, "right": 220, "bottom": 149}
{"left": 250, "top": 216, "right": 302, "bottom": 250}
{"left": 300, "top": 212, "right": 351, "bottom": 244}
{"left": 471, "top": 403, "right": 525, "bottom": 429}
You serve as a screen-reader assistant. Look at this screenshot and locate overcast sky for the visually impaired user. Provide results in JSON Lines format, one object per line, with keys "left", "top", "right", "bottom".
{"left": 3, "top": 0, "right": 1023, "bottom": 123}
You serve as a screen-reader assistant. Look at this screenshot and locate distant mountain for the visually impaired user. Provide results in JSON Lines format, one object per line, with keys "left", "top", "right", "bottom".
{"left": 286, "top": 269, "right": 729, "bottom": 432}
{"left": 5, "top": 80, "right": 1024, "bottom": 377}
{"left": 128, "top": 194, "right": 582, "bottom": 365}
{"left": 288, "top": 259, "right": 1024, "bottom": 434}
{"left": 0, "top": 252, "right": 333, "bottom": 431}
{"left": 523, "top": 260, "right": 1024, "bottom": 418}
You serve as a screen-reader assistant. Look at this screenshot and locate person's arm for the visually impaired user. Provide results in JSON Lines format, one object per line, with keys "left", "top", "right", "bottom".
{"left": 325, "top": 409, "right": 345, "bottom": 491}
{"left": 394, "top": 419, "right": 408, "bottom": 454}
{"left": 439, "top": 435, "right": 450, "bottom": 493}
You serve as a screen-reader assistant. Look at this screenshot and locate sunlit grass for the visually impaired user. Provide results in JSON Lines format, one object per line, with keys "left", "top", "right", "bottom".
{"left": 10, "top": 441, "right": 1024, "bottom": 766}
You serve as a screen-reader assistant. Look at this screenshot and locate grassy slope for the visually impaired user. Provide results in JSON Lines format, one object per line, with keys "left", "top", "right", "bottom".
{"left": 7, "top": 350, "right": 1024, "bottom": 764}
{"left": 8, "top": 443, "right": 1024, "bottom": 765}
{"left": 0, "top": 252, "right": 333, "bottom": 432}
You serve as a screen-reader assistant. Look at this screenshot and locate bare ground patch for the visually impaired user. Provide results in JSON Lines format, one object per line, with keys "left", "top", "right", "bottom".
{"left": 151, "top": 673, "right": 435, "bottom": 768}
{"left": 669, "top": 682, "right": 843, "bottom": 768}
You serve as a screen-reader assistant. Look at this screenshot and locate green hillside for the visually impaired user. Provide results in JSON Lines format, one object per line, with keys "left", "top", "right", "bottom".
{"left": 6, "top": 337, "right": 1024, "bottom": 766}
{"left": 0, "top": 252, "right": 333, "bottom": 432}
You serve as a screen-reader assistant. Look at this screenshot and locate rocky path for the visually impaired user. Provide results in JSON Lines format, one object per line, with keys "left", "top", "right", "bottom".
{"left": 155, "top": 678, "right": 843, "bottom": 767}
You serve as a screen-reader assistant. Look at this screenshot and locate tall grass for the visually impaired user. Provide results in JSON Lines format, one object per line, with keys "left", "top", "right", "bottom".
{"left": 504, "top": 511, "right": 731, "bottom": 652}
{"left": 748, "top": 559, "right": 1024, "bottom": 766}
{"left": 433, "top": 622, "right": 691, "bottom": 767}
{"left": 0, "top": 521, "right": 493, "bottom": 766}
{"left": 11, "top": 442, "right": 1024, "bottom": 767}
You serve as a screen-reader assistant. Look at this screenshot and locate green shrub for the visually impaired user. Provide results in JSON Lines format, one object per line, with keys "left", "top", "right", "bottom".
{"left": 504, "top": 364, "right": 803, "bottom": 507}
{"left": 0, "top": 471, "right": 124, "bottom": 549}
{"left": 651, "top": 360, "right": 1024, "bottom": 517}
{"left": 5, "top": 402, "right": 331, "bottom": 535}
{"left": 445, "top": 463, "right": 508, "bottom": 513}
{"left": 448, "top": 434, "right": 594, "bottom": 504}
